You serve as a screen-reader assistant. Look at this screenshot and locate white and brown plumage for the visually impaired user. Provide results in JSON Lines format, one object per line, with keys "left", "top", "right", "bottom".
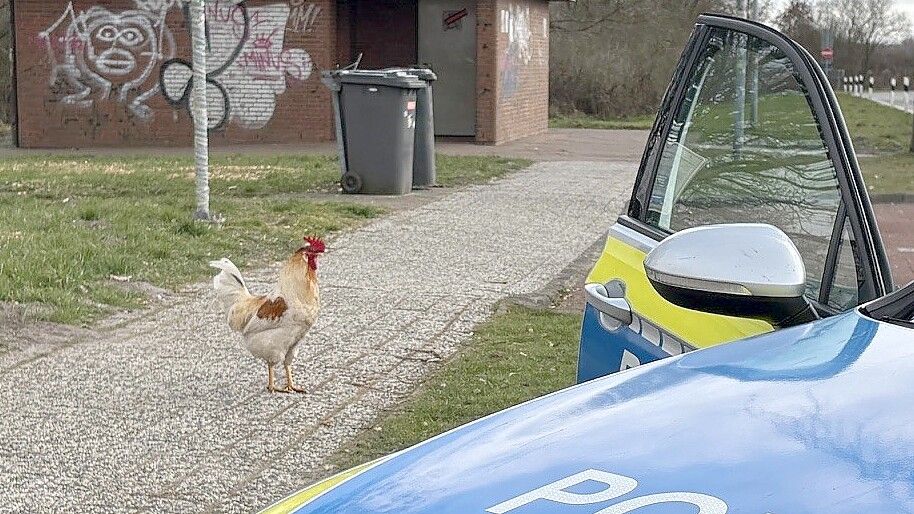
{"left": 210, "top": 237, "right": 325, "bottom": 393}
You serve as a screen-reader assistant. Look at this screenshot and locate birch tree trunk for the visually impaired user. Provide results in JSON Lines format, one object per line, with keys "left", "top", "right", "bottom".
{"left": 190, "top": 0, "right": 211, "bottom": 221}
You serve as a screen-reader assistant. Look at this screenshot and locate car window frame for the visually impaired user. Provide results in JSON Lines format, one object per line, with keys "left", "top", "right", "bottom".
{"left": 861, "top": 281, "right": 914, "bottom": 329}
{"left": 622, "top": 13, "right": 893, "bottom": 308}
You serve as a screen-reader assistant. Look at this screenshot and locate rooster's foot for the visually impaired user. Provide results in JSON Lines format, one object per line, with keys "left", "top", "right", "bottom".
{"left": 283, "top": 365, "right": 306, "bottom": 393}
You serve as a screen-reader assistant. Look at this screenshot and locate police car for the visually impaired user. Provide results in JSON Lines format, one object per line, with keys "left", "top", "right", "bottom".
{"left": 263, "top": 280, "right": 914, "bottom": 513}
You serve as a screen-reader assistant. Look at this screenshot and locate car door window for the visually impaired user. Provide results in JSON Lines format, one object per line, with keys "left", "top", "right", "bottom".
{"left": 643, "top": 27, "right": 853, "bottom": 305}
{"left": 826, "top": 219, "right": 861, "bottom": 309}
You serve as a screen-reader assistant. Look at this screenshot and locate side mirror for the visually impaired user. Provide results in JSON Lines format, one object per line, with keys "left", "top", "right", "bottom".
{"left": 644, "top": 223, "right": 818, "bottom": 327}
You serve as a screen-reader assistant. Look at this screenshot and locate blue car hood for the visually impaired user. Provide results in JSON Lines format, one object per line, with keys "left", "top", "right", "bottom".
{"left": 294, "top": 311, "right": 914, "bottom": 513}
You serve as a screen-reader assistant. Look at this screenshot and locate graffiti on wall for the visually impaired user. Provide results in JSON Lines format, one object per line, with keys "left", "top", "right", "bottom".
{"left": 160, "top": 0, "right": 314, "bottom": 129}
{"left": 499, "top": 3, "right": 535, "bottom": 102}
{"left": 39, "top": 2, "right": 176, "bottom": 119}
{"left": 40, "top": 0, "right": 319, "bottom": 130}
{"left": 288, "top": 0, "right": 321, "bottom": 33}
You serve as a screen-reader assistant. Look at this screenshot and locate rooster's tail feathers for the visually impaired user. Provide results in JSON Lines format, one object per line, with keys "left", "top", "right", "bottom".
{"left": 210, "top": 258, "right": 250, "bottom": 308}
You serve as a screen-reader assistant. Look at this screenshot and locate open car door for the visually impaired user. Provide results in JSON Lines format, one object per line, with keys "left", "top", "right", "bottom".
{"left": 577, "top": 14, "right": 894, "bottom": 382}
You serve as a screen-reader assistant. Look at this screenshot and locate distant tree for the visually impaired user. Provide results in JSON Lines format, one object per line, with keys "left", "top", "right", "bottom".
{"left": 549, "top": 0, "right": 633, "bottom": 34}
{"left": 776, "top": 0, "right": 821, "bottom": 53}
{"left": 821, "top": 0, "right": 911, "bottom": 72}
{"left": 549, "top": 0, "right": 723, "bottom": 118}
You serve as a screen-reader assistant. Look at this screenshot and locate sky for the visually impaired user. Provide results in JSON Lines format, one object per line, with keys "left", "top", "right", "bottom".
{"left": 881, "top": 0, "right": 914, "bottom": 24}
{"left": 898, "top": 0, "right": 914, "bottom": 22}
{"left": 770, "top": 0, "right": 914, "bottom": 31}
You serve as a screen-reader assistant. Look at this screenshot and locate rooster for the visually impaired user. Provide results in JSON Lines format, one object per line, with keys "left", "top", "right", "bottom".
{"left": 210, "top": 236, "right": 325, "bottom": 393}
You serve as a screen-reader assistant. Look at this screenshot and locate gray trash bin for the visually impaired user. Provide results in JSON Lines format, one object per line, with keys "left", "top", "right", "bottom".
{"left": 321, "top": 69, "right": 426, "bottom": 195}
{"left": 384, "top": 67, "right": 437, "bottom": 189}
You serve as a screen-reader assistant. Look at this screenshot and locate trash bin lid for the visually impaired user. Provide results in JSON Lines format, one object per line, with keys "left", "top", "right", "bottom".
{"left": 380, "top": 67, "right": 437, "bottom": 82}
{"left": 337, "top": 69, "right": 426, "bottom": 89}
{"left": 320, "top": 70, "right": 345, "bottom": 91}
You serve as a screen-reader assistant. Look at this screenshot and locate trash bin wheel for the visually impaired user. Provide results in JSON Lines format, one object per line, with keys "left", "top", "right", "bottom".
{"left": 341, "top": 172, "right": 363, "bottom": 194}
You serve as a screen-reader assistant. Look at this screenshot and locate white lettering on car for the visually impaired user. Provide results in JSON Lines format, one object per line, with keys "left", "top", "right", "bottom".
{"left": 620, "top": 350, "right": 641, "bottom": 371}
{"left": 487, "top": 469, "right": 731, "bottom": 513}
{"left": 595, "top": 492, "right": 727, "bottom": 514}
{"left": 486, "top": 470, "right": 636, "bottom": 513}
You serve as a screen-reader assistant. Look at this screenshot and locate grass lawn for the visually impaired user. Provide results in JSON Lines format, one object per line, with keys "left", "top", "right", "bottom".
{"left": 0, "top": 154, "right": 528, "bottom": 324}
{"left": 333, "top": 304, "right": 581, "bottom": 472}
{"left": 857, "top": 153, "right": 914, "bottom": 195}
{"left": 836, "top": 93, "right": 914, "bottom": 195}
{"left": 549, "top": 113, "right": 654, "bottom": 130}
{"left": 436, "top": 155, "right": 532, "bottom": 187}
{"left": 837, "top": 93, "right": 912, "bottom": 154}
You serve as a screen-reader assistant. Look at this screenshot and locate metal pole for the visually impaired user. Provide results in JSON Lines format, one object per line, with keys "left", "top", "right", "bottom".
{"left": 748, "top": 0, "right": 758, "bottom": 125}
{"left": 905, "top": 77, "right": 910, "bottom": 111}
{"left": 190, "top": 0, "right": 211, "bottom": 221}
{"left": 733, "top": 0, "right": 747, "bottom": 158}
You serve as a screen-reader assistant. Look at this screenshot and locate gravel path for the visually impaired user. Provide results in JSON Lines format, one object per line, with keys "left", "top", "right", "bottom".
{"left": 0, "top": 161, "right": 634, "bottom": 513}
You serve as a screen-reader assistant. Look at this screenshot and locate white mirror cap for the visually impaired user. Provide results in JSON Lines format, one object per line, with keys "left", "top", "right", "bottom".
{"left": 644, "top": 223, "right": 806, "bottom": 298}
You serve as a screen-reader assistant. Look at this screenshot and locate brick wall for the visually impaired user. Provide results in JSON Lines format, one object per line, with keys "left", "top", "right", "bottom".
{"left": 479, "top": 0, "right": 548, "bottom": 144}
{"left": 15, "top": 0, "right": 550, "bottom": 148}
{"left": 15, "top": 0, "right": 337, "bottom": 148}
{"left": 475, "top": 0, "right": 497, "bottom": 143}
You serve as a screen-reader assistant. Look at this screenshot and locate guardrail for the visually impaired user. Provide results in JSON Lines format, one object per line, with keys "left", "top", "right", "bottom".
{"left": 845, "top": 75, "right": 913, "bottom": 113}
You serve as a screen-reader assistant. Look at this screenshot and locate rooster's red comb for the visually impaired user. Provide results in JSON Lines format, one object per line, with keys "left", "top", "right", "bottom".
{"left": 303, "top": 236, "right": 326, "bottom": 253}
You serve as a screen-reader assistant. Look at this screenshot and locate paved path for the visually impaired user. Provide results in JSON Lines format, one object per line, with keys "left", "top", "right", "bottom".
{"left": 874, "top": 202, "right": 914, "bottom": 285}
{"left": 0, "top": 161, "right": 635, "bottom": 513}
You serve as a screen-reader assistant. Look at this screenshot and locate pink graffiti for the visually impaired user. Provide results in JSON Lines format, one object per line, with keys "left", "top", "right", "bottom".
{"left": 238, "top": 32, "right": 311, "bottom": 82}
{"left": 40, "top": 35, "right": 85, "bottom": 53}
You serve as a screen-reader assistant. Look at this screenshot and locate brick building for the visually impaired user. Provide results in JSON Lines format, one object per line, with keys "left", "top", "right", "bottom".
{"left": 11, "top": 0, "right": 559, "bottom": 148}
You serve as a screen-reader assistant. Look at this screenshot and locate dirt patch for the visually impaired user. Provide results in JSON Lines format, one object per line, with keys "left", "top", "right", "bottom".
{"left": 0, "top": 278, "right": 175, "bottom": 368}
{"left": 302, "top": 188, "right": 454, "bottom": 212}
{"left": 106, "top": 277, "right": 172, "bottom": 302}
{"left": 0, "top": 302, "right": 94, "bottom": 364}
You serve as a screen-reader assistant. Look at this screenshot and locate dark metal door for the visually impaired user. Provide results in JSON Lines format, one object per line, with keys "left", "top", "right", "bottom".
{"left": 418, "top": 0, "right": 477, "bottom": 136}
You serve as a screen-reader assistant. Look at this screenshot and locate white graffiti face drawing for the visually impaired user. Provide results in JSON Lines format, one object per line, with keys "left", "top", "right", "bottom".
{"left": 40, "top": 2, "right": 175, "bottom": 120}
{"left": 87, "top": 19, "right": 150, "bottom": 77}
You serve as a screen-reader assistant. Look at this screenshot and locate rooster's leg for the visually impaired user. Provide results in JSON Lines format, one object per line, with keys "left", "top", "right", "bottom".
{"left": 267, "top": 365, "right": 283, "bottom": 393}
{"left": 284, "top": 364, "right": 306, "bottom": 393}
